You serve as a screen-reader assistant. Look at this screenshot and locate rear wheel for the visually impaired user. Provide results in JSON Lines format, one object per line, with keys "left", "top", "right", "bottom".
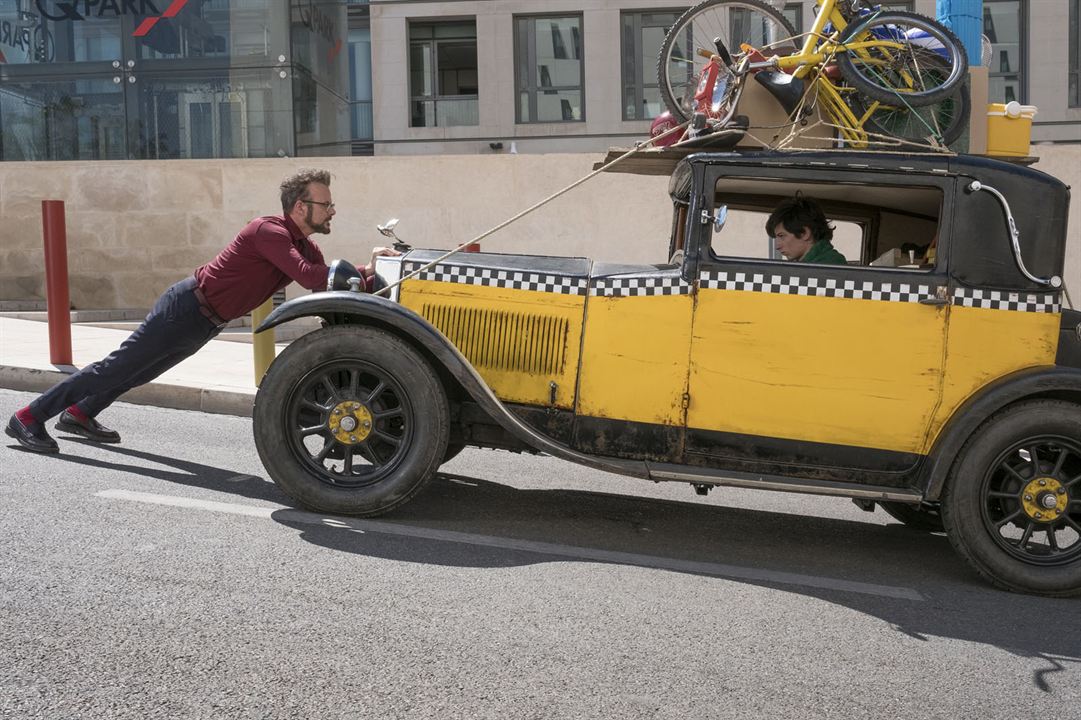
{"left": 838, "top": 11, "right": 967, "bottom": 107}
{"left": 253, "top": 325, "right": 449, "bottom": 516}
{"left": 941, "top": 400, "right": 1081, "bottom": 597}
{"left": 657, "top": 0, "right": 798, "bottom": 121}
{"left": 849, "top": 56, "right": 970, "bottom": 146}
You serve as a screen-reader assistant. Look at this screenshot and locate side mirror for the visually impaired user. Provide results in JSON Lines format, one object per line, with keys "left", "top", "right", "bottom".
{"left": 701, "top": 204, "right": 728, "bottom": 233}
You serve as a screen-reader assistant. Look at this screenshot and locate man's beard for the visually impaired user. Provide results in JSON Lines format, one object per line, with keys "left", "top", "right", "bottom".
{"left": 306, "top": 206, "right": 331, "bottom": 234}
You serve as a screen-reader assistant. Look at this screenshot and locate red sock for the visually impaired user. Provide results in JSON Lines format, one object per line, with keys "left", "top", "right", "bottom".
{"left": 66, "top": 405, "right": 90, "bottom": 422}
{"left": 15, "top": 406, "right": 38, "bottom": 427}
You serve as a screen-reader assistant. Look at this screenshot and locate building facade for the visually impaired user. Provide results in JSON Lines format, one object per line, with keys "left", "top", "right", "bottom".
{"left": 0, "top": 0, "right": 371, "bottom": 161}
{"left": 1, "top": 0, "right": 1077, "bottom": 161}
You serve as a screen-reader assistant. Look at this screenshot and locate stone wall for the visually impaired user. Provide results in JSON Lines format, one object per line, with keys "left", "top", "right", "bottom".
{"left": 0, "top": 146, "right": 1077, "bottom": 309}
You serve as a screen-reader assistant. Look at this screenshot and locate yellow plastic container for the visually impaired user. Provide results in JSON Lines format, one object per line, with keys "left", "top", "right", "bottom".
{"left": 986, "top": 102, "right": 1037, "bottom": 157}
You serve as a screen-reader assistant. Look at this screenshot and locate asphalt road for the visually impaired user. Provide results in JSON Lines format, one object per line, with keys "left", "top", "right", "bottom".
{"left": 1, "top": 389, "right": 1078, "bottom": 720}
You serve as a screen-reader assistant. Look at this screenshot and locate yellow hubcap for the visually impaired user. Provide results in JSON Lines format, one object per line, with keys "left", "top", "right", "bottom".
{"left": 1020, "top": 477, "right": 1068, "bottom": 522}
{"left": 328, "top": 401, "right": 373, "bottom": 444}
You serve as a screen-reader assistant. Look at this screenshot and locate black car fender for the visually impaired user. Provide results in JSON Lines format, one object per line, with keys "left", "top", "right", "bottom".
{"left": 920, "top": 365, "right": 1081, "bottom": 500}
{"left": 256, "top": 291, "right": 650, "bottom": 479}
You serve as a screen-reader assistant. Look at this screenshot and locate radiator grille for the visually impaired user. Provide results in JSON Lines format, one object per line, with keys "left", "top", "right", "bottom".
{"left": 421, "top": 303, "right": 569, "bottom": 375}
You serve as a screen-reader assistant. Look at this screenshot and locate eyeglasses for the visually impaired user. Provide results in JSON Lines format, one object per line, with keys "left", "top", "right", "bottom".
{"left": 302, "top": 199, "right": 335, "bottom": 210}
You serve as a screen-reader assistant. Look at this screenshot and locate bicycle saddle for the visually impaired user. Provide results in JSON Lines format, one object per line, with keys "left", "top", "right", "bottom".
{"left": 754, "top": 71, "right": 807, "bottom": 118}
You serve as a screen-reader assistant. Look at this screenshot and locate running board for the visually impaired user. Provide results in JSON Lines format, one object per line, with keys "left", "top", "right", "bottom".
{"left": 646, "top": 462, "right": 924, "bottom": 503}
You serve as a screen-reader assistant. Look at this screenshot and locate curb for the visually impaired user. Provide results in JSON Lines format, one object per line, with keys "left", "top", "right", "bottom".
{"left": 0, "top": 365, "right": 254, "bottom": 418}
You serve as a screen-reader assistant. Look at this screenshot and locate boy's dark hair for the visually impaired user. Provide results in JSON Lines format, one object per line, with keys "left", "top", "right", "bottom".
{"left": 765, "top": 194, "right": 835, "bottom": 243}
{"left": 280, "top": 169, "right": 332, "bottom": 213}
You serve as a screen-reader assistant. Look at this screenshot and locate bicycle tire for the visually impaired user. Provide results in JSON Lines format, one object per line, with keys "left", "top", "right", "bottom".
{"left": 657, "top": 0, "right": 798, "bottom": 121}
{"left": 837, "top": 10, "right": 967, "bottom": 107}
{"left": 850, "top": 58, "right": 970, "bottom": 146}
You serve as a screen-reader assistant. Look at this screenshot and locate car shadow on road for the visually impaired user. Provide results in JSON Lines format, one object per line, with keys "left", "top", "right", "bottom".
{"left": 270, "top": 472, "right": 1081, "bottom": 688}
{"left": 42, "top": 440, "right": 1080, "bottom": 688}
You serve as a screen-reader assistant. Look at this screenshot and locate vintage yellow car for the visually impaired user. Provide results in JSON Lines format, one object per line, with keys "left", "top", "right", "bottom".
{"left": 253, "top": 150, "right": 1080, "bottom": 597}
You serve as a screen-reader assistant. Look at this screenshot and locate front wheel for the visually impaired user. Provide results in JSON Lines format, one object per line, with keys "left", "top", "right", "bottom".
{"left": 941, "top": 400, "right": 1081, "bottom": 597}
{"left": 838, "top": 11, "right": 967, "bottom": 107}
{"left": 253, "top": 325, "right": 449, "bottom": 516}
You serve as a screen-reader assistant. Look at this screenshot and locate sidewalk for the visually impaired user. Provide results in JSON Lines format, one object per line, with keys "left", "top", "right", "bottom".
{"left": 0, "top": 317, "right": 278, "bottom": 417}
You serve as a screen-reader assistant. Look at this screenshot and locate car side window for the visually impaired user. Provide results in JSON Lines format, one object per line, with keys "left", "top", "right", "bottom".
{"left": 707, "top": 178, "right": 943, "bottom": 270}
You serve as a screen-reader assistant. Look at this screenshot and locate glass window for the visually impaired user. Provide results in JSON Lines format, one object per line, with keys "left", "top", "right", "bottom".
{"left": 0, "top": 77, "right": 127, "bottom": 161}
{"left": 621, "top": 10, "right": 685, "bottom": 121}
{"left": 984, "top": 0, "right": 1025, "bottom": 103}
{"left": 408, "top": 20, "right": 478, "bottom": 128}
{"left": 1071, "top": 0, "right": 1080, "bottom": 107}
{"left": 348, "top": 27, "right": 373, "bottom": 141}
{"left": 133, "top": 68, "right": 292, "bottom": 159}
{"left": 516, "top": 15, "right": 583, "bottom": 123}
{"left": 782, "top": 3, "right": 803, "bottom": 33}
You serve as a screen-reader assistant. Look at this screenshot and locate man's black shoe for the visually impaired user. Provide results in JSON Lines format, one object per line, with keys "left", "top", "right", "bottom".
{"left": 56, "top": 411, "right": 121, "bottom": 443}
{"left": 6, "top": 414, "right": 60, "bottom": 454}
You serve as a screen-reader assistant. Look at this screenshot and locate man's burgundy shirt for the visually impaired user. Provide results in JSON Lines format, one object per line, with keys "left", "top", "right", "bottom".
{"left": 194, "top": 214, "right": 332, "bottom": 322}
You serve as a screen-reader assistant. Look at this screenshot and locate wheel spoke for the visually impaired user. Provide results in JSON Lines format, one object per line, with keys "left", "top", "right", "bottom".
{"left": 373, "top": 407, "right": 403, "bottom": 421}
{"left": 1017, "top": 522, "right": 1035, "bottom": 547}
{"left": 994, "top": 508, "right": 1023, "bottom": 528}
{"left": 363, "top": 440, "right": 383, "bottom": 465}
{"left": 1051, "top": 446, "right": 1069, "bottom": 476}
{"left": 1002, "top": 462, "right": 1028, "bottom": 483}
{"left": 314, "top": 437, "right": 336, "bottom": 462}
{"left": 1046, "top": 527, "right": 1060, "bottom": 552}
{"left": 341, "top": 446, "right": 354, "bottom": 474}
{"left": 299, "top": 424, "right": 326, "bottom": 437}
{"left": 1028, "top": 445, "right": 1042, "bottom": 474}
{"left": 321, "top": 376, "right": 340, "bottom": 401}
{"left": 1063, "top": 472, "right": 1081, "bottom": 489}
{"left": 987, "top": 490, "right": 1019, "bottom": 499}
{"left": 372, "top": 429, "right": 402, "bottom": 447}
{"left": 348, "top": 370, "right": 359, "bottom": 398}
{"left": 301, "top": 398, "right": 327, "bottom": 413}
{"left": 367, "top": 380, "right": 386, "bottom": 404}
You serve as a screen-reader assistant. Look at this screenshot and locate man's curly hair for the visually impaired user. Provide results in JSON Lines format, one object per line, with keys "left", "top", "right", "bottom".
{"left": 765, "top": 193, "right": 835, "bottom": 243}
{"left": 280, "top": 169, "right": 332, "bottom": 213}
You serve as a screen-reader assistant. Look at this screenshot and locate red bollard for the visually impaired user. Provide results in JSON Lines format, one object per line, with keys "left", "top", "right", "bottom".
{"left": 462, "top": 242, "right": 481, "bottom": 253}
{"left": 42, "top": 200, "right": 72, "bottom": 366}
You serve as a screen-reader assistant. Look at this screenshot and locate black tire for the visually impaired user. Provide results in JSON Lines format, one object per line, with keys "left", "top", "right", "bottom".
{"left": 657, "top": 0, "right": 798, "bottom": 121}
{"left": 850, "top": 65, "right": 970, "bottom": 146}
{"left": 837, "top": 11, "right": 967, "bottom": 107}
{"left": 879, "top": 501, "right": 945, "bottom": 533}
{"left": 253, "top": 324, "right": 449, "bottom": 516}
{"left": 941, "top": 400, "right": 1081, "bottom": 597}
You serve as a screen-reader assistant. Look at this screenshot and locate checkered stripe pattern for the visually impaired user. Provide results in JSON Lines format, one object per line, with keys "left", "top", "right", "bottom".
{"left": 403, "top": 263, "right": 587, "bottom": 296}
{"left": 589, "top": 275, "right": 692, "bottom": 297}
{"left": 952, "top": 288, "right": 1061, "bottom": 313}
{"left": 699, "top": 271, "right": 934, "bottom": 303}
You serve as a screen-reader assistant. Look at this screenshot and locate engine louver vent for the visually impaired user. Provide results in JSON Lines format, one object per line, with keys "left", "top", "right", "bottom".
{"left": 421, "top": 303, "right": 569, "bottom": 375}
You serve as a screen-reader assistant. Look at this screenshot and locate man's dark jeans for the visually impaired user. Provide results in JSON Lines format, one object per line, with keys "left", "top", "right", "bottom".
{"left": 29, "top": 277, "right": 223, "bottom": 422}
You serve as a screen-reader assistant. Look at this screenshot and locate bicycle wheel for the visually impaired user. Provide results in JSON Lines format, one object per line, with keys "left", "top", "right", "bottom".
{"left": 658, "top": 0, "right": 798, "bottom": 121}
{"left": 837, "top": 10, "right": 967, "bottom": 107}
{"left": 850, "top": 57, "right": 970, "bottom": 146}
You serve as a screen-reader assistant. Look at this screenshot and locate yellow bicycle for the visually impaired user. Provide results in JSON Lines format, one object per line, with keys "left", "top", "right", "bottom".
{"left": 657, "top": 0, "right": 970, "bottom": 148}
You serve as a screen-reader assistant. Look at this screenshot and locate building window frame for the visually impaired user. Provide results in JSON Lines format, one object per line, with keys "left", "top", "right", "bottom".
{"left": 984, "top": 0, "right": 1027, "bottom": 104}
{"left": 620, "top": 9, "right": 686, "bottom": 121}
{"left": 782, "top": 3, "right": 803, "bottom": 32}
{"left": 1070, "top": 0, "right": 1080, "bottom": 107}
{"left": 514, "top": 13, "right": 585, "bottom": 124}
{"left": 407, "top": 19, "right": 479, "bottom": 128}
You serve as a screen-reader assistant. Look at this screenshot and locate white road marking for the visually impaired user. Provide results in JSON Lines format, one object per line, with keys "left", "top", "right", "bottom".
{"left": 96, "top": 488, "right": 925, "bottom": 601}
